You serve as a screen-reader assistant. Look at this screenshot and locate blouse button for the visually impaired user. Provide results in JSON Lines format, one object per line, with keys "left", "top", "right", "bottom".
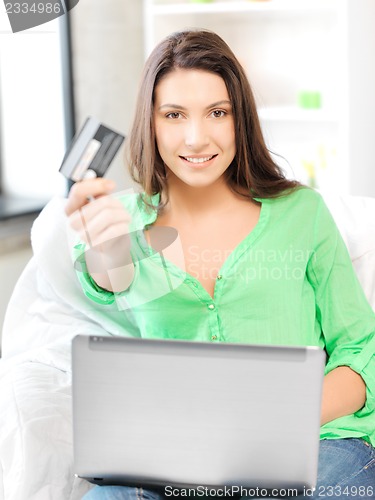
{"left": 208, "top": 304, "right": 215, "bottom": 310}
{"left": 217, "top": 274, "right": 223, "bottom": 280}
{"left": 211, "top": 335, "right": 217, "bottom": 341}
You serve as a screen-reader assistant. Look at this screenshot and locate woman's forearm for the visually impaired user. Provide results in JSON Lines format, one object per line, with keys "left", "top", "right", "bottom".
{"left": 85, "top": 244, "right": 134, "bottom": 293}
{"left": 320, "top": 366, "right": 366, "bottom": 426}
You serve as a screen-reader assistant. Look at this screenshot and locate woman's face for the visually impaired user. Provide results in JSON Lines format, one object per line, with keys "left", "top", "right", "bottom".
{"left": 153, "top": 68, "right": 236, "bottom": 190}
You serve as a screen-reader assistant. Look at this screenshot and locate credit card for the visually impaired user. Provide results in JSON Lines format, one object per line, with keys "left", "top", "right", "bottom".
{"left": 59, "top": 116, "right": 125, "bottom": 182}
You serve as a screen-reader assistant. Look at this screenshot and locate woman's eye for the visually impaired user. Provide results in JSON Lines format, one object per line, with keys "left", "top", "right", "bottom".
{"left": 211, "top": 110, "right": 226, "bottom": 118}
{"left": 166, "top": 112, "right": 181, "bottom": 119}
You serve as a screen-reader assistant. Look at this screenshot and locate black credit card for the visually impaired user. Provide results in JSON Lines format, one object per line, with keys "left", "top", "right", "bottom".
{"left": 59, "top": 116, "right": 125, "bottom": 182}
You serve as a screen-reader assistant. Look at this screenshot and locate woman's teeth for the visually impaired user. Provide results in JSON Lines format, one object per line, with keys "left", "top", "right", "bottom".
{"left": 182, "top": 155, "right": 215, "bottom": 164}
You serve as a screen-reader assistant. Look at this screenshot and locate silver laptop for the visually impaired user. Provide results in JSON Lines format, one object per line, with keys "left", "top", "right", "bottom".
{"left": 72, "top": 335, "right": 325, "bottom": 492}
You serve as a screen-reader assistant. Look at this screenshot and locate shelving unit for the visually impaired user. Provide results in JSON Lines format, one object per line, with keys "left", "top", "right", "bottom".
{"left": 143, "top": 0, "right": 375, "bottom": 196}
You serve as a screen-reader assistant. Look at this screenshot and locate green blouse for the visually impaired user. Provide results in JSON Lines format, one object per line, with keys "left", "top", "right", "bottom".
{"left": 73, "top": 187, "right": 375, "bottom": 447}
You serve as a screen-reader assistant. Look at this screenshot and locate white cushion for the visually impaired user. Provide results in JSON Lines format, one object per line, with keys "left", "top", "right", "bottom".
{"left": 320, "top": 190, "right": 375, "bottom": 310}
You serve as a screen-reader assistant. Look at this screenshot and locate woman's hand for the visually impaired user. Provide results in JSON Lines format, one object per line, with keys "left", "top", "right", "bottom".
{"left": 65, "top": 178, "right": 135, "bottom": 292}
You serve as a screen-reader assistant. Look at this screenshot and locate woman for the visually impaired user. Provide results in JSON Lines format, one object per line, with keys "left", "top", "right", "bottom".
{"left": 66, "top": 30, "right": 375, "bottom": 499}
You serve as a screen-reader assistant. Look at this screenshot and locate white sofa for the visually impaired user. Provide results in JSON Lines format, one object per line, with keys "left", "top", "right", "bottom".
{"left": 0, "top": 192, "right": 374, "bottom": 500}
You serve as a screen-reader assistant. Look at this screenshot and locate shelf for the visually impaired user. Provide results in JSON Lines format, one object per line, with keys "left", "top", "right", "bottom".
{"left": 151, "top": 0, "right": 338, "bottom": 16}
{"left": 258, "top": 107, "right": 338, "bottom": 123}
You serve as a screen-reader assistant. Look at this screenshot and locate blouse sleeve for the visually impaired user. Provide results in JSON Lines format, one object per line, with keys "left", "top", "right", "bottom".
{"left": 307, "top": 195, "right": 375, "bottom": 417}
{"left": 72, "top": 242, "right": 116, "bottom": 306}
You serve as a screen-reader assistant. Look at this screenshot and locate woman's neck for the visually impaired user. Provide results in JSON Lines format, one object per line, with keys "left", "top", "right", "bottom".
{"left": 159, "top": 175, "right": 251, "bottom": 224}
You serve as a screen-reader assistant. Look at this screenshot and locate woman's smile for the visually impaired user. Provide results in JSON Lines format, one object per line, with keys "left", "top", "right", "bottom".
{"left": 179, "top": 154, "right": 218, "bottom": 167}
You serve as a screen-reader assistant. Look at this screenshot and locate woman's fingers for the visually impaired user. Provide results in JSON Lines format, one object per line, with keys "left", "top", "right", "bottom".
{"left": 88, "top": 221, "right": 132, "bottom": 252}
{"left": 79, "top": 208, "right": 130, "bottom": 247}
{"left": 68, "top": 194, "right": 132, "bottom": 247}
{"left": 65, "top": 178, "right": 116, "bottom": 216}
{"left": 69, "top": 195, "right": 124, "bottom": 230}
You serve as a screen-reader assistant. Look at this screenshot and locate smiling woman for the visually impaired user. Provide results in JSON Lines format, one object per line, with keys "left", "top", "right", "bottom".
{"left": 64, "top": 29, "right": 375, "bottom": 500}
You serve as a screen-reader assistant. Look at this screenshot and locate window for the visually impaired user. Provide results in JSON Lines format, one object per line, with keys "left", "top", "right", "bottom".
{"left": 0, "top": 10, "right": 75, "bottom": 218}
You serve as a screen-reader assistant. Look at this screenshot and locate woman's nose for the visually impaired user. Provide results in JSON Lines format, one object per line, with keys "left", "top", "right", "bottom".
{"left": 184, "top": 120, "right": 209, "bottom": 150}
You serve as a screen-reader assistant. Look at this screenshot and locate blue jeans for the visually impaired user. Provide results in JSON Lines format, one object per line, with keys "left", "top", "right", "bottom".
{"left": 82, "top": 438, "right": 375, "bottom": 499}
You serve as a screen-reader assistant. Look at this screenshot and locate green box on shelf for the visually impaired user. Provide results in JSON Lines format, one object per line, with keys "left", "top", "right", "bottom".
{"left": 298, "top": 91, "right": 322, "bottom": 109}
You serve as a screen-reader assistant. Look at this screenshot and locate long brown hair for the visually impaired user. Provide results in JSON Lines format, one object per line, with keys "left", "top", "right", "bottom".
{"left": 127, "top": 29, "right": 299, "bottom": 205}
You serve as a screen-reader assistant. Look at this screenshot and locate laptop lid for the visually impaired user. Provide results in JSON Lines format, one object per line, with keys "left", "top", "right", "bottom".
{"left": 72, "top": 335, "right": 325, "bottom": 492}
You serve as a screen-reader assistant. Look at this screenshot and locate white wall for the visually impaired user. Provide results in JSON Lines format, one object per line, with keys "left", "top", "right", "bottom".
{"left": 70, "top": 0, "right": 144, "bottom": 190}
{"left": 347, "top": 0, "right": 375, "bottom": 196}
